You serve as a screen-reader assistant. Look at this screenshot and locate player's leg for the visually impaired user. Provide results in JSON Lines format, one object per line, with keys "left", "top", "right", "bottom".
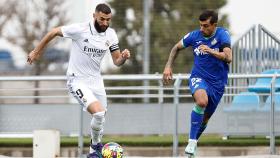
{"left": 185, "top": 89, "right": 207, "bottom": 157}
{"left": 89, "top": 92, "right": 107, "bottom": 146}
{"left": 189, "top": 89, "right": 208, "bottom": 139}
{"left": 88, "top": 97, "right": 106, "bottom": 145}
{"left": 196, "top": 88, "right": 224, "bottom": 140}
{"left": 88, "top": 101, "right": 106, "bottom": 158}
{"left": 185, "top": 77, "right": 208, "bottom": 157}
{"left": 87, "top": 79, "right": 108, "bottom": 158}
{"left": 67, "top": 79, "right": 106, "bottom": 158}
{"left": 195, "top": 95, "right": 215, "bottom": 140}
{"left": 195, "top": 110, "right": 213, "bottom": 140}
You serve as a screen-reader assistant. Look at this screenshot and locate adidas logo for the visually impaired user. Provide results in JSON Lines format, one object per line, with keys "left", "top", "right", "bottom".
{"left": 84, "top": 39, "right": 89, "bottom": 42}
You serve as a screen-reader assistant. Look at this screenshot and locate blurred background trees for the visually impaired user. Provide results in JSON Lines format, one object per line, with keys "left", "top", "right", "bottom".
{"left": 0, "top": 0, "right": 69, "bottom": 103}
{"left": 0, "top": 0, "right": 229, "bottom": 75}
{"left": 109, "top": 0, "right": 229, "bottom": 74}
{"left": 106, "top": 0, "right": 229, "bottom": 103}
{"left": 3, "top": 0, "right": 69, "bottom": 76}
{"left": 0, "top": 0, "right": 229, "bottom": 103}
{"left": 0, "top": 0, "right": 16, "bottom": 37}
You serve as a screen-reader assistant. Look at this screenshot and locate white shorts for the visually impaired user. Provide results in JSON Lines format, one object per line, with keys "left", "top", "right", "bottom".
{"left": 67, "top": 75, "right": 107, "bottom": 111}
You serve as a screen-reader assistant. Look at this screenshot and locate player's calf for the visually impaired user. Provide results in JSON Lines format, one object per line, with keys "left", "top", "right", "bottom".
{"left": 90, "top": 111, "right": 105, "bottom": 144}
{"left": 88, "top": 111, "right": 106, "bottom": 158}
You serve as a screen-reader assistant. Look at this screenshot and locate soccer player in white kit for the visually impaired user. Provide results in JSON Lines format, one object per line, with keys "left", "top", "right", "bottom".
{"left": 27, "top": 3, "right": 130, "bottom": 158}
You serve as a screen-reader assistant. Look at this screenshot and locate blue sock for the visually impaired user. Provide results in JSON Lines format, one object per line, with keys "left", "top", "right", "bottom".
{"left": 196, "top": 123, "right": 207, "bottom": 140}
{"left": 196, "top": 113, "right": 212, "bottom": 139}
{"left": 189, "top": 105, "right": 205, "bottom": 140}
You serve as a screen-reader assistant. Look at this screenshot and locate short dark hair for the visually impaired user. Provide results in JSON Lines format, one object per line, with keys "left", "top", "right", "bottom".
{"left": 199, "top": 10, "right": 218, "bottom": 24}
{"left": 95, "top": 3, "right": 111, "bottom": 14}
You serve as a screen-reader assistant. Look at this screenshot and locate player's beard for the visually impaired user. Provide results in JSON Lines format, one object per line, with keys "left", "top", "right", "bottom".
{"left": 94, "top": 20, "right": 108, "bottom": 33}
{"left": 202, "top": 31, "right": 210, "bottom": 37}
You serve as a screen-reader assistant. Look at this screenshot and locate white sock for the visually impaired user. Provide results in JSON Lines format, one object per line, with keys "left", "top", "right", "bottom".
{"left": 90, "top": 111, "right": 105, "bottom": 145}
{"left": 188, "top": 139, "right": 197, "bottom": 143}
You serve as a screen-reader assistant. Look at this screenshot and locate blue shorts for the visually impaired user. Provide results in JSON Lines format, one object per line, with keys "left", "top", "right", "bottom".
{"left": 189, "top": 75, "right": 225, "bottom": 114}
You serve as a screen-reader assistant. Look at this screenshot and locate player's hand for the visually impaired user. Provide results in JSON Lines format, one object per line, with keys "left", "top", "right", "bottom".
{"left": 162, "top": 67, "right": 173, "bottom": 85}
{"left": 198, "top": 45, "right": 212, "bottom": 54}
{"left": 121, "top": 49, "right": 131, "bottom": 59}
{"left": 27, "top": 50, "right": 41, "bottom": 65}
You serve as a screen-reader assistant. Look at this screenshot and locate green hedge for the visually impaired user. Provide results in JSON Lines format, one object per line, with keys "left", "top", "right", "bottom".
{"left": 0, "top": 134, "right": 279, "bottom": 147}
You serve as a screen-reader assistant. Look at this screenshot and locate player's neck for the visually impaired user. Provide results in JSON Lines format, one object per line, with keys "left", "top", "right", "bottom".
{"left": 203, "top": 28, "right": 217, "bottom": 39}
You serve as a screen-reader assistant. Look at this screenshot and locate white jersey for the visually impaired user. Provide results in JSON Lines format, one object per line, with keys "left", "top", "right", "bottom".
{"left": 61, "top": 21, "right": 119, "bottom": 77}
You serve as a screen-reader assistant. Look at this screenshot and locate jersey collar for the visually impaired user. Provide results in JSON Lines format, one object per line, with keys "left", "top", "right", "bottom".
{"left": 202, "top": 28, "right": 217, "bottom": 40}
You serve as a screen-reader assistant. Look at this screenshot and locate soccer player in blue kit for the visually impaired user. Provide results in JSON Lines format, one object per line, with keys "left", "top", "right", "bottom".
{"left": 162, "top": 10, "right": 232, "bottom": 157}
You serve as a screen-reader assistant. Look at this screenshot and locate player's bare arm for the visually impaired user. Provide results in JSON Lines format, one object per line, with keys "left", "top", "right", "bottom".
{"left": 111, "top": 49, "right": 131, "bottom": 66}
{"left": 198, "top": 44, "right": 232, "bottom": 63}
{"left": 27, "top": 27, "right": 63, "bottom": 65}
{"left": 162, "top": 41, "right": 184, "bottom": 85}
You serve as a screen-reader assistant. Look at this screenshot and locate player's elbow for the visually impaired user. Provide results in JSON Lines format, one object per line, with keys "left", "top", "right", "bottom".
{"left": 224, "top": 48, "right": 232, "bottom": 63}
{"left": 113, "top": 60, "right": 122, "bottom": 67}
{"left": 226, "top": 53, "right": 232, "bottom": 63}
{"left": 225, "top": 56, "right": 232, "bottom": 63}
{"left": 114, "top": 62, "right": 122, "bottom": 67}
{"left": 50, "top": 27, "right": 63, "bottom": 37}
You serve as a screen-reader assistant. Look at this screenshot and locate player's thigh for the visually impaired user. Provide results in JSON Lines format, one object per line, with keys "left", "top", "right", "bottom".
{"left": 94, "top": 92, "right": 107, "bottom": 110}
{"left": 189, "top": 77, "right": 208, "bottom": 106}
{"left": 90, "top": 77, "right": 107, "bottom": 110}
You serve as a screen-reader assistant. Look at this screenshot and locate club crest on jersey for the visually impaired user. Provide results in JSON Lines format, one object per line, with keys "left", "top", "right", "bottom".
{"left": 105, "top": 40, "right": 110, "bottom": 47}
{"left": 211, "top": 38, "right": 217, "bottom": 45}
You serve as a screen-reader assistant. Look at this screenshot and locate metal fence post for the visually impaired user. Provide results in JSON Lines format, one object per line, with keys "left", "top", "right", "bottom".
{"left": 78, "top": 105, "right": 84, "bottom": 157}
{"left": 270, "top": 73, "right": 276, "bottom": 155}
{"left": 158, "top": 79, "right": 164, "bottom": 104}
{"left": 158, "top": 73, "right": 164, "bottom": 135}
{"left": 173, "top": 74, "right": 182, "bottom": 157}
{"left": 143, "top": 0, "right": 151, "bottom": 103}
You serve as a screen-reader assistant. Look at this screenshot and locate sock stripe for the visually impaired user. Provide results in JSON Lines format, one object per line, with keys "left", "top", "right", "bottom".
{"left": 193, "top": 105, "right": 205, "bottom": 114}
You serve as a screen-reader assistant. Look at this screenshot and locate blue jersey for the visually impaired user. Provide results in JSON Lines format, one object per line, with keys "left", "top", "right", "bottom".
{"left": 182, "top": 27, "right": 231, "bottom": 86}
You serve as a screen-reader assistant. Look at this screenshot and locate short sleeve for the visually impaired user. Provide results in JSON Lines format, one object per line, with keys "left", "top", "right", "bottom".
{"left": 220, "top": 29, "right": 231, "bottom": 46}
{"left": 61, "top": 23, "right": 82, "bottom": 40}
{"left": 108, "top": 29, "right": 120, "bottom": 52}
{"left": 218, "top": 29, "right": 231, "bottom": 51}
{"left": 181, "top": 32, "right": 193, "bottom": 48}
{"left": 110, "top": 29, "right": 119, "bottom": 46}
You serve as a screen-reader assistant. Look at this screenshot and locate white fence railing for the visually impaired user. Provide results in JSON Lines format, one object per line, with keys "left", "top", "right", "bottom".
{"left": 0, "top": 73, "right": 279, "bottom": 156}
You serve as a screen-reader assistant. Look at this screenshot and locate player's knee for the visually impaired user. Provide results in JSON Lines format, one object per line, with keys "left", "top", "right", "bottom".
{"left": 195, "top": 99, "right": 208, "bottom": 108}
{"left": 87, "top": 101, "right": 105, "bottom": 114}
{"left": 193, "top": 90, "right": 208, "bottom": 107}
{"left": 90, "top": 111, "right": 106, "bottom": 130}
